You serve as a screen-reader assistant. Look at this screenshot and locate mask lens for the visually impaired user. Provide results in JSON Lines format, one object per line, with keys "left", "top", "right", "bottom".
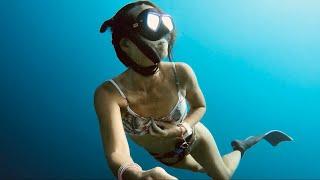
{"left": 162, "top": 16, "right": 174, "bottom": 31}
{"left": 147, "top": 13, "right": 160, "bottom": 31}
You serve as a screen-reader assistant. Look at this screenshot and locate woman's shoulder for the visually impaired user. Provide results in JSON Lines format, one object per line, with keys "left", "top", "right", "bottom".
{"left": 94, "top": 77, "right": 127, "bottom": 108}
{"left": 162, "top": 60, "right": 193, "bottom": 72}
{"left": 95, "top": 70, "right": 127, "bottom": 94}
{"left": 163, "top": 61, "right": 196, "bottom": 86}
{"left": 174, "top": 62, "right": 194, "bottom": 75}
{"left": 161, "top": 62, "right": 196, "bottom": 89}
{"left": 94, "top": 81, "right": 115, "bottom": 103}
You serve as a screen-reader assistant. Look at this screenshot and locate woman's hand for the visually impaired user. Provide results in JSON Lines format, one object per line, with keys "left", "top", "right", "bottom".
{"left": 137, "top": 167, "right": 178, "bottom": 180}
{"left": 123, "top": 166, "right": 178, "bottom": 180}
{"left": 149, "top": 120, "right": 184, "bottom": 139}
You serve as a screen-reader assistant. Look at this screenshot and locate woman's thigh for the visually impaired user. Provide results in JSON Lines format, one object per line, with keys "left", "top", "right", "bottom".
{"left": 169, "top": 154, "right": 205, "bottom": 172}
{"left": 189, "top": 122, "right": 230, "bottom": 178}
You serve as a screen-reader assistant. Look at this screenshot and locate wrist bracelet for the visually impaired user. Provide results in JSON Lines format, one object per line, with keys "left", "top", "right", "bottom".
{"left": 117, "top": 162, "right": 142, "bottom": 180}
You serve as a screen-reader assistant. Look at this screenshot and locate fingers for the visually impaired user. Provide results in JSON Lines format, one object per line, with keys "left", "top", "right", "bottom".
{"left": 155, "top": 121, "right": 182, "bottom": 138}
{"left": 158, "top": 121, "right": 182, "bottom": 137}
{"left": 156, "top": 121, "right": 173, "bottom": 128}
{"left": 148, "top": 121, "right": 181, "bottom": 139}
{"left": 148, "top": 125, "right": 158, "bottom": 136}
{"left": 149, "top": 123, "right": 166, "bottom": 138}
{"left": 151, "top": 121, "right": 167, "bottom": 135}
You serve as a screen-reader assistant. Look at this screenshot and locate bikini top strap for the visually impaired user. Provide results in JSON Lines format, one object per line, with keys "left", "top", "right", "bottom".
{"left": 171, "top": 62, "right": 180, "bottom": 91}
{"left": 109, "top": 79, "right": 127, "bottom": 99}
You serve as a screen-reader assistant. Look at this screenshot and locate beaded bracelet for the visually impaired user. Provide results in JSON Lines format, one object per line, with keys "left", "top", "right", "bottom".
{"left": 117, "top": 162, "right": 142, "bottom": 180}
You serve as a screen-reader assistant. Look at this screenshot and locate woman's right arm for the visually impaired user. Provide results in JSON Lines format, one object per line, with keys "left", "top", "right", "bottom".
{"left": 94, "top": 83, "right": 178, "bottom": 180}
{"left": 94, "top": 84, "right": 140, "bottom": 179}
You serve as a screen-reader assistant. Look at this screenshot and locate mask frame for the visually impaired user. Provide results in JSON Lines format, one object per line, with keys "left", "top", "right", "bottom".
{"left": 131, "top": 8, "right": 175, "bottom": 41}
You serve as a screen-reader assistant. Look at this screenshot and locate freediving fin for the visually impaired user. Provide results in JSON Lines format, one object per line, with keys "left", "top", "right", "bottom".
{"left": 231, "top": 130, "right": 293, "bottom": 157}
{"left": 262, "top": 130, "right": 293, "bottom": 146}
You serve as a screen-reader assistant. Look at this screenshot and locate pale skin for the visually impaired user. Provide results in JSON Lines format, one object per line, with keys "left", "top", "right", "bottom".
{"left": 94, "top": 4, "right": 242, "bottom": 180}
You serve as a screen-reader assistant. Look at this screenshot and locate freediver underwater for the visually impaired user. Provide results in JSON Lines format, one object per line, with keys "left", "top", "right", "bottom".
{"left": 95, "top": 1, "right": 294, "bottom": 179}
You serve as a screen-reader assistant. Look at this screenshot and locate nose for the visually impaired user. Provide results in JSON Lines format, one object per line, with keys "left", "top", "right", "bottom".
{"left": 158, "top": 41, "right": 165, "bottom": 45}
{"left": 158, "top": 39, "right": 167, "bottom": 46}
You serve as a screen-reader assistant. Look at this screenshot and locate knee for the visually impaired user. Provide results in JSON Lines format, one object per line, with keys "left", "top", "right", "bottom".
{"left": 196, "top": 166, "right": 206, "bottom": 173}
{"left": 192, "top": 165, "right": 205, "bottom": 173}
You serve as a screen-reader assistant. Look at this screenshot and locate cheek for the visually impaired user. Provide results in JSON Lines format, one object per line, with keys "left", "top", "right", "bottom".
{"left": 163, "top": 43, "right": 169, "bottom": 53}
{"left": 165, "top": 43, "right": 169, "bottom": 50}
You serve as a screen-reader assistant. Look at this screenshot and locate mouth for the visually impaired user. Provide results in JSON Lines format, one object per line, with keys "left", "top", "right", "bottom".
{"left": 157, "top": 45, "right": 164, "bottom": 51}
{"left": 157, "top": 47, "right": 167, "bottom": 56}
{"left": 157, "top": 43, "right": 167, "bottom": 51}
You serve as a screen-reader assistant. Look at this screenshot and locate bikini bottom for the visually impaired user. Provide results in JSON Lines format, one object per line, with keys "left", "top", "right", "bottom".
{"left": 148, "top": 128, "right": 197, "bottom": 166}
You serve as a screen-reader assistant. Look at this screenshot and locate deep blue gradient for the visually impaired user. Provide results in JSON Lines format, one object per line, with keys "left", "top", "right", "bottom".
{"left": 2, "top": 0, "right": 320, "bottom": 179}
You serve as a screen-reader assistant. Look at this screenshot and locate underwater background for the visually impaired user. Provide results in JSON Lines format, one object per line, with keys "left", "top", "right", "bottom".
{"left": 2, "top": 0, "right": 320, "bottom": 179}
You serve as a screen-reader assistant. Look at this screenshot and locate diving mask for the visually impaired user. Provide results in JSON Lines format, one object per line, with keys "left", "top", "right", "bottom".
{"left": 132, "top": 8, "right": 174, "bottom": 41}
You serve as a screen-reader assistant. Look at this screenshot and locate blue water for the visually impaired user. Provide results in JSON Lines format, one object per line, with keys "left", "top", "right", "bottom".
{"left": 1, "top": 0, "right": 320, "bottom": 179}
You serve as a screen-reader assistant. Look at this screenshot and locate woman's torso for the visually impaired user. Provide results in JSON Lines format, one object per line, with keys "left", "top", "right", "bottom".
{"left": 108, "top": 62, "right": 188, "bottom": 153}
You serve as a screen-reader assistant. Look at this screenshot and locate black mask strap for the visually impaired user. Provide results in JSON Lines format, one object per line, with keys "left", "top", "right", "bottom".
{"left": 130, "top": 63, "right": 159, "bottom": 76}
{"left": 113, "top": 36, "right": 160, "bottom": 76}
{"left": 129, "top": 34, "right": 161, "bottom": 64}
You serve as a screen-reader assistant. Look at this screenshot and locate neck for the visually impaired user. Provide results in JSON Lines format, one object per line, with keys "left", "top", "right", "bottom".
{"left": 127, "top": 65, "right": 163, "bottom": 91}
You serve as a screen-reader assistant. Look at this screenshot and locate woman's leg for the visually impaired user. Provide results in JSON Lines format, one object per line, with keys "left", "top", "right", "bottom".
{"left": 169, "top": 154, "right": 206, "bottom": 173}
{"left": 190, "top": 122, "right": 241, "bottom": 180}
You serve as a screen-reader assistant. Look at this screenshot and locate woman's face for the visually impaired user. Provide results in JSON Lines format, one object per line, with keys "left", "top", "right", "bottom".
{"left": 121, "top": 37, "right": 169, "bottom": 67}
{"left": 120, "top": 4, "right": 169, "bottom": 67}
{"left": 142, "top": 36, "right": 169, "bottom": 59}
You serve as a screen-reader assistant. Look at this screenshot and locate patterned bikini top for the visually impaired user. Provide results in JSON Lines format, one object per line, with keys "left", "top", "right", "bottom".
{"left": 108, "top": 63, "right": 188, "bottom": 136}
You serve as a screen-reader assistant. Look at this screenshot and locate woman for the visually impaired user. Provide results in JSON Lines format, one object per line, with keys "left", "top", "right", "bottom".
{"left": 94, "top": 1, "right": 293, "bottom": 179}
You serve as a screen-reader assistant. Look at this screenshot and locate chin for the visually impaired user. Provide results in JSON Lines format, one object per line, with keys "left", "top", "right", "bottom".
{"left": 159, "top": 56, "right": 167, "bottom": 61}
{"left": 159, "top": 51, "right": 168, "bottom": 59}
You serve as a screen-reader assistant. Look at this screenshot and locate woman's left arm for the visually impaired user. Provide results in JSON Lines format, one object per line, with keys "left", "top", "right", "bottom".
{"left": 177, "top": 62, "right": 206, "bottom": 128}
